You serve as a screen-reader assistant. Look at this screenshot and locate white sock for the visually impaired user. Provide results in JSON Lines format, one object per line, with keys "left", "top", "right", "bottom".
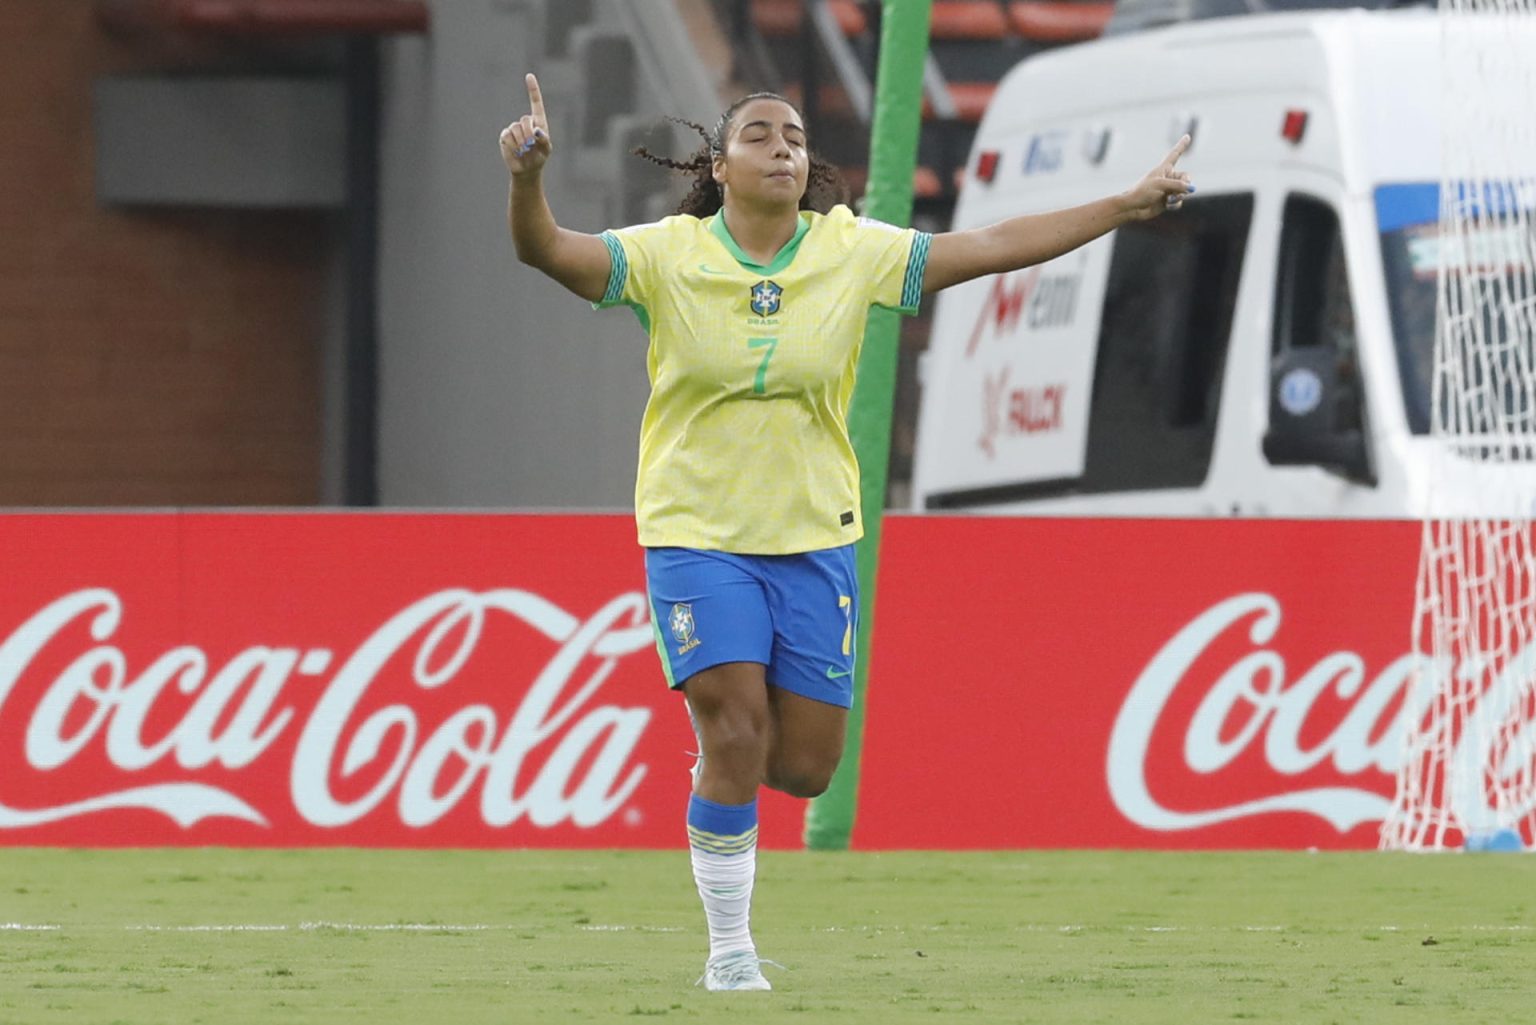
{"left": 691, "top": 844, "right": 757, "bottom": 960}
{"left": 687, "top": 792, "right": 759, "bottom": 961}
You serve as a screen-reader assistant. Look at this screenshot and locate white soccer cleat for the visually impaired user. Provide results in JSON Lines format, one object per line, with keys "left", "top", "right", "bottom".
{"left": 699, "top": 950, "right": 774, "bottom": 992}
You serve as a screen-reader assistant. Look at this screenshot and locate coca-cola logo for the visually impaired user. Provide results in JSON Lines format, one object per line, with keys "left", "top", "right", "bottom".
{"left": 1107, "top": 592, "right": 1536, "bottom": 835}
{"left": 0, "top": 588, "right": 656, "bottom": 832}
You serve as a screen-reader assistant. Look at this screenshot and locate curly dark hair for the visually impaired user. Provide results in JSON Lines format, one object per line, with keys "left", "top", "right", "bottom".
{"left": 632, "top": 92, "right": 848, "bottom": 217}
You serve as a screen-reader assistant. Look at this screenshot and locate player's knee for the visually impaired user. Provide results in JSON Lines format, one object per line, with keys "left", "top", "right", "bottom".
{"left": 766, "top": 762, "right": 836, "bottom": 799}
{"left": 697, "top": 708, "right": 771, "bottom": 767}
{"left": 773, "top": 775, "right": 830, "bottom": 799}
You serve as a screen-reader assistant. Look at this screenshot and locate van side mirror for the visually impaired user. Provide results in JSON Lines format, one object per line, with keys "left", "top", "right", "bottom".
{"left": 1261, "top": 348, "right": 1377, "bottom": 486}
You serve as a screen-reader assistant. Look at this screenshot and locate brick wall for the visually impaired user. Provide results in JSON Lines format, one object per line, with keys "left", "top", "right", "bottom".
{"left": 0, "top": 2, "right": 325, "bottom": 505}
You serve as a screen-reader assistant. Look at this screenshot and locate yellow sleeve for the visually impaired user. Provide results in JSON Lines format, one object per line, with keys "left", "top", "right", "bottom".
{"left": 593, "top": 218, "right": 684, "bottom": 312}
{"left": 852, "top": 216, "right": 933, "bottom": 315}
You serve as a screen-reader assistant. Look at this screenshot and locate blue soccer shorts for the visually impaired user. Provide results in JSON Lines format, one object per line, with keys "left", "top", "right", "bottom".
{"left": 644, "top": 544, "right": 859, "bottom": 708}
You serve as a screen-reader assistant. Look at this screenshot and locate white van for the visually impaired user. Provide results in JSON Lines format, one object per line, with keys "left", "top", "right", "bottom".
{"left": 910, "top": 9, "right": 1536, "bottom": 517}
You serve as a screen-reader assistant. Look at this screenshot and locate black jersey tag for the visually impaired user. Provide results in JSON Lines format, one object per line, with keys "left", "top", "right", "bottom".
{"left": 839, "top": 511, "right": 855, "bottom": 526}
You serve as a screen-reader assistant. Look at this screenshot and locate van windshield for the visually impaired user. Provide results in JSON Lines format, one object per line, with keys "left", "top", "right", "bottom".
{"left": 1376, "top": 182, "right": 1536, "bottom": 435}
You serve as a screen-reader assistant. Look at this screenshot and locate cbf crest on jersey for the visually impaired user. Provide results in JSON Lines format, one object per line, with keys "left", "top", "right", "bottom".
{"left": 669, "top": 602, "right": 700, "bottom": 653}
{"left": 749, "top": 280, "right": 783, "bottom": 317}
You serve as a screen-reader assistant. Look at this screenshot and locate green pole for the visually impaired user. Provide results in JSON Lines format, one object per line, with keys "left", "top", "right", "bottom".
{"left": 804, "top": 0, "right": 933, "bottom": 851}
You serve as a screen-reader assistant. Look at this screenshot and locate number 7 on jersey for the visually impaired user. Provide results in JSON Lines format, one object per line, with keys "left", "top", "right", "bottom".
{"left": 748, "top": 337, "right": 777, "bottom": 395}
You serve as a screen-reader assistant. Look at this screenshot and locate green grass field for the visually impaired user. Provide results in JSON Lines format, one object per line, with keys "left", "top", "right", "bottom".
{"left": 2, "top": 848, "right": 1533, "bottom": 1024}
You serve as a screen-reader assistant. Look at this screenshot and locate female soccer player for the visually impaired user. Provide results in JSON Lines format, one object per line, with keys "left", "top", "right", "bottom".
{"left": 501, "top": 73, "right": 1191, "bottom": 991}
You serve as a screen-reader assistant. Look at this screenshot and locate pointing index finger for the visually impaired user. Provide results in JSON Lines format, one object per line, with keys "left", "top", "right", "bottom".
{"left": 526, "top": 73, "right": 547, "bottom": 128}
{"left": 1165, "top": 133, "right": 1191, "bottom": 169}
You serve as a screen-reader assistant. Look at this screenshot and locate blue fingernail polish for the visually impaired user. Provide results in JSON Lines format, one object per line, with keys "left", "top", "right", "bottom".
{"left": 1188, "top": 185, "right": 1197, "bottom": 193}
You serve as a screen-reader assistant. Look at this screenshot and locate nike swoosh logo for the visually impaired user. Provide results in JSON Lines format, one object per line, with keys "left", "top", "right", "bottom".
{"left": 825, "top": 667, "right": 852, "bottom": 679}
{"left": 698, "top": 264, "right": 730, "bottom": 275}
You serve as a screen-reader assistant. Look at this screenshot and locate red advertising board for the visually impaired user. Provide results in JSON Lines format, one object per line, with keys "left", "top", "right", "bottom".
{"left": 0, "top": 513, "right": 1426, "bottom": 849}
{"left": 0, "top": 513, "right": 805, "bottom": 848}
{"left": 856, "top": 516, "right": 1420, "bottom": 850}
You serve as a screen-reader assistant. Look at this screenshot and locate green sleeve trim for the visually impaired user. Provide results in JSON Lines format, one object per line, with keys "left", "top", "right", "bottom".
{"left": 593, "top": 231, "right": 629, "bottom": 309}
{"left": 630, "top": 302, "right": 651, "bottom": 333}
{"left": 897, "top": 231, "right": 933, "bottom": 314}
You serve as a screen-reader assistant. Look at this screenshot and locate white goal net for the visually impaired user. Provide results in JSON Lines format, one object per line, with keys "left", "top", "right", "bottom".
{"left": 1379, "top": 0, "right": 1536, "bottom": 850}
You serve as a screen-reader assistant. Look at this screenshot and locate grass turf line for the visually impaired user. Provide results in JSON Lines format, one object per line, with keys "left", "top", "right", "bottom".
{"left": 1, "top": 849, "right": 1533, "bottom": 1024}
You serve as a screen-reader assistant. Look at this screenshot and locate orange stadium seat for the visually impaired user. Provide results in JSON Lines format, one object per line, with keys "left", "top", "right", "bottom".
{"left": 752, "top": 0, "right": 869, "bottom": 38}
{"left": 780, "top": 82, "right": 860, "bottom": 121}
{"left": 913, "top": 165, "right": 945, "bottom": 199}
{"left": 788, "top": 80, "right": 994, "bottom": 125}
{"left": 1007, "top": 1, "right": 1113, "bottom": 43}
{"left": 923, "top": 81, "right": 997, "bottom": 122}
{"left": 837, "top": 164, "right": 948, "bottom": 200}
{"left": 96, "top": 0, "right": 430, "bottom": 36}
{"left": 929, "top": 0, "right": 1011, "bottom": 41}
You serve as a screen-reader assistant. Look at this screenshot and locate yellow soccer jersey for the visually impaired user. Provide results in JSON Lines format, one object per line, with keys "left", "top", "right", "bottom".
{"left": 596, "top": 204, "right": 931, "bottom": 554}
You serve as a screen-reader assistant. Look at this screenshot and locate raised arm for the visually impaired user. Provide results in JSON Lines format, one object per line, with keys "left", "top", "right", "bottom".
{"left": 922, "top": 136, "right": 1194, "bottom": 294}
{"left": 501, "top": 74, "right": 612, "bottom": 303}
